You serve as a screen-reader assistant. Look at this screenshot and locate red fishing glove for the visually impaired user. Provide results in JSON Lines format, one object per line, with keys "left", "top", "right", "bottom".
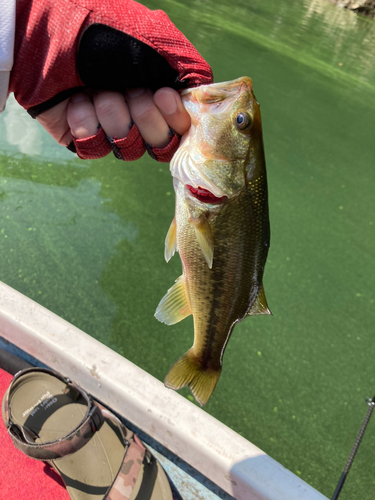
{"left": 10, "top": 0, "right": 213, "bottom": 161}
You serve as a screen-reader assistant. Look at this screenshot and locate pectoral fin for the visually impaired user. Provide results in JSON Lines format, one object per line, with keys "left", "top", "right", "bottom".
{"left": 155, "top": 275, "right": 192, "bottom": 325}
{"left": 247, "top": 284, "right": 272, "bottom": 316}
{"left": 164, "top": 217, "right": 178, "bottom": 262}
{"left": 192, "top": 214, "right": 214, "bottom": 269}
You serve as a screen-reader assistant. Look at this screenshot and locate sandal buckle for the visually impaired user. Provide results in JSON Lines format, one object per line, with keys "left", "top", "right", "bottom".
{"left": 89, "top": 404, "right": 104, "bottom": 433}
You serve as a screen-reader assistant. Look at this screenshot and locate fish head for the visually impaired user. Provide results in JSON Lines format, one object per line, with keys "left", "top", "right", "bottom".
{"left": 171, "top": 76, "right": 264, "bottom": 204}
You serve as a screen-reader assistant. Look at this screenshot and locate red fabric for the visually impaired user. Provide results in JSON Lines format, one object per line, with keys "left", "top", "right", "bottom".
{"left": 112, "top": 123, "right": 147, "bottom": 161}
{"left": 10, "top": 0, "right": 213, "bottom": 110}
{"left": 74, "top": 123, "right": 180, "bottom": 162}
{"left": 0, "top": 368, "right": 70, "bottom": 500}
{"left": 73, "top": 126, "right": 112, "bottom": 159}
{"left": 149, "top": 130, "right": 180, "bottom": 162}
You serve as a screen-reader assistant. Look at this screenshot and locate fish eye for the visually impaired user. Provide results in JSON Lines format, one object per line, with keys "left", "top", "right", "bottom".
{"left": 235, "top": 112, "right": 252, "bottom": 130}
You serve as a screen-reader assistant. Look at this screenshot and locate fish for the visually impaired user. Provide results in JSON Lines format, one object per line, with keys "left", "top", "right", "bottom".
{"left": 155, "top": 76, "right": 271, "bottom": 406}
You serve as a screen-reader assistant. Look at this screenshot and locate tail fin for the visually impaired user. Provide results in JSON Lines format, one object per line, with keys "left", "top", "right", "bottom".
{"left": 164, "top": 349, "right": 221, "bottom": 406}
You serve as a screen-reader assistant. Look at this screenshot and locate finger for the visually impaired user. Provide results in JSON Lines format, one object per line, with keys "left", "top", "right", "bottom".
{"left": 153, "top": 88, "right": 191, "bottom": 136}
{"left": 36, "top": 99, "right": 72, "bottom": 146}
{"left": 92, "top": 91, "right": 131, "bottom": 139}
{"left": 66, "top": 93, "right": 99, "bottom": 139}
{"left": 125, "top": 88, "right": 170, "bottom": 148}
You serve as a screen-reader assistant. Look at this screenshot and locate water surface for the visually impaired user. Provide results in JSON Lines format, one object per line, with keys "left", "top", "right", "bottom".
{"left": 0, "top": 0, "right": 374, "bottom": 498}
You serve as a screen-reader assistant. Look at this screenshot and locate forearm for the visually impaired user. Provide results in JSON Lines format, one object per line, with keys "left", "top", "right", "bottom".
{"left": 10, "top": 0, "right": 212, "bottom": 116}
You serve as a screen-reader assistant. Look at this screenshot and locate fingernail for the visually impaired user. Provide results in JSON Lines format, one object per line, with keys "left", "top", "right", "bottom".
{"left": 126, "top": 88, "right": 146, "bottom": 99}
{"left": 70, "top": 93, "right": 86, "bottom": 104}
{"left": 154, "top": 90, "right": 177, "bottom": 115}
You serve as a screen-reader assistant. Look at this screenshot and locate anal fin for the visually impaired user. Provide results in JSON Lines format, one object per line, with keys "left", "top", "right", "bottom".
{"left": 247, "top": 284, "right": 272, "bottom": 316}
{"left": 155, "top": 276, "right": 191, "bottom": 325}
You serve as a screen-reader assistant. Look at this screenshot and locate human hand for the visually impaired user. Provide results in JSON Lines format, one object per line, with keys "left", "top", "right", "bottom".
{"left": 10, "top": 0, "right": 213, "bottom": 161}
{"left": 36, "top": 87, "right": 192, "bottom": 161}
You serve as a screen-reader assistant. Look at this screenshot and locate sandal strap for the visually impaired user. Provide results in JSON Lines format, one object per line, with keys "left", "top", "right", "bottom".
{"left": 3, "top": 367, "right": 105, "bottom": 461}
{"left": 105, "top": 434, "right": 148, "bottom": 500}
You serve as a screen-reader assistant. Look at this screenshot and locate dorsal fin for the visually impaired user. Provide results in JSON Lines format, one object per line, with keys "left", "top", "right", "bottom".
{"left": 247, "top": 284, "right": 272, "bottom": 316}
{"left": 155, "top": 276, "right": 192, "bottom": 325}
{"left": 191, "top": 214, "right": 214, "bottom": 269}
{"left": 164, "top": 217, "right": 178, "bottom": 263}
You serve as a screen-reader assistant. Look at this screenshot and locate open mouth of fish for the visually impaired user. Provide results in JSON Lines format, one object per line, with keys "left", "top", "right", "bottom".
{"left": 186, "top": 185, "right": 227, "bottom": 204}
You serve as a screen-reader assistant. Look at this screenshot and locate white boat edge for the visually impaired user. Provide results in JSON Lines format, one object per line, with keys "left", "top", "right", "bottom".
{"left": 0, "top": 280, "right": 328, "bottom": 500}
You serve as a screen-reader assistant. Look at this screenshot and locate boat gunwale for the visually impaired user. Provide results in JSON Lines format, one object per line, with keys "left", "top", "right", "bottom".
{"left": 0, "top": 280, "right": 327, "bottom": 500}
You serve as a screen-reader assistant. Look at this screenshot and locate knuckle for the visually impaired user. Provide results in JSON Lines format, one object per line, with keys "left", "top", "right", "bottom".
{"left": 68, "top": 107, "right": 98, "bottom": 138}
{"left": 94, "top": 95, "right": 130, "bottom": 138}
{"left": 94, "top": 99, "right": 117, "bottom": 121}
{"left": 130, "top": 100, "right": 156, "bottom": 124}
{"left": 94, "top": 94, "right": 127, "bottom": 123}
{"left": 70, "top": 110, "right": 92, "bottom": 129}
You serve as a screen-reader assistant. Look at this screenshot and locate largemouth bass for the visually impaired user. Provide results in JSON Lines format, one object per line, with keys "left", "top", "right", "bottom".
{"left": 155, "top": 77, "right": 271, "bottom": 406}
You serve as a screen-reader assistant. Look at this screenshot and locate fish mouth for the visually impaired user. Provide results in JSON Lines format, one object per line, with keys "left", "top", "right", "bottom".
{"left": 186, "top": 185, "right": 227, "bottom": 204}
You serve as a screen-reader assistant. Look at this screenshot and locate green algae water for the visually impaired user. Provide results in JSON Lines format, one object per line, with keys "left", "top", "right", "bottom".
{"left": 0, "top": 0, "right": 374, "bottom": 497}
